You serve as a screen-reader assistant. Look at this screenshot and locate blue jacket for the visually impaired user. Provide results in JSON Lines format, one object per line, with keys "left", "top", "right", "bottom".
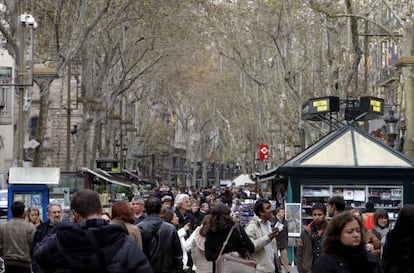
{"left": 34, "top": 219, "right": 153, "bottom": 273}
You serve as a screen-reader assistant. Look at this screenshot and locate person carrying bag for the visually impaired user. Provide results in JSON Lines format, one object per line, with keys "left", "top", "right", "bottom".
{"left": 204, "top": 203, "right": 255, "bottom": 273}
{"left": 215, "top": 225, "right": 256, "bottom": 273}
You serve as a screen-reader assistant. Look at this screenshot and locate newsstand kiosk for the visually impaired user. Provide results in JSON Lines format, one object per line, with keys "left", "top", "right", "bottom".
{"left": 7, "top": 167, "right": 60, "bottom": 222}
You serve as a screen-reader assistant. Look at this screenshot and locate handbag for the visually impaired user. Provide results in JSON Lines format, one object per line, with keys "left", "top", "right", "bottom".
{"left": 215, "top": 224, "right": 256, "bottom": 273}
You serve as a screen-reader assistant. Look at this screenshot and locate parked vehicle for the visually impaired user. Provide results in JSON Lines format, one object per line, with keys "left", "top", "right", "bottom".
{"left": 0, "top": 189, "right": 8, "bottom": 217}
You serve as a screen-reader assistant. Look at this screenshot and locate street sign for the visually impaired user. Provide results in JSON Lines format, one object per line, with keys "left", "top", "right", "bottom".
{"left": 258, "top": 144, "right": 269, "bottom": 161}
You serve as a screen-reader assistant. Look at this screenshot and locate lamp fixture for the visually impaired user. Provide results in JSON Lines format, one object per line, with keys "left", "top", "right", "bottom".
{"left": 384, "top": 110, "right": 398, "bottom": 135}
{"left": 384, "top": 110, "right": 399, "bottom": 148}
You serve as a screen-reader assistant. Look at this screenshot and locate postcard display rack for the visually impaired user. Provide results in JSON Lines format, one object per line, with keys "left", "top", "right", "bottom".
{"left": 301, "top": 185, "right": 403, "bottom": 225}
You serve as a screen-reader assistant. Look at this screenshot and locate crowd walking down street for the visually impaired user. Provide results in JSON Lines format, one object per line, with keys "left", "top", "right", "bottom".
{"left": 0, "top": 185, "right": 412, "bottom": 273}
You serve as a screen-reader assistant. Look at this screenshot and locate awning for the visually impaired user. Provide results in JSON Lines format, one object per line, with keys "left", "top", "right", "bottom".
{"left": 258, "top": 166, "right": 280, "bottom": 182}
{"left": 122, "top": 170, "right": 139, "bottom": 180}
{"left": 82, "top": 167, "right": 132, "bottom": 188}
{"left": 9, "top": 167, "right": 60, "bottom": 185}
{"left": 232, "top": 174, "right": 255, "bottom": 186}
{"left": 123, "top": 170, "right": 157, "bottom": 187}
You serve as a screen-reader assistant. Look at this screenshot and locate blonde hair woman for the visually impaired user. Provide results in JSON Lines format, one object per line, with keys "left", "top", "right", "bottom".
{"left": 26, "top": 206, "right": 42, "bottom": 227}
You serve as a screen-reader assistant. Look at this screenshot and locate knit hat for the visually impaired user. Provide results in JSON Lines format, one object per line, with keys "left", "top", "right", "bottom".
{"left": 161, "top": 195, "right": 172, "bottom": 203}
{"left": 311, "top": 203, "right": 327, "bottom": 215}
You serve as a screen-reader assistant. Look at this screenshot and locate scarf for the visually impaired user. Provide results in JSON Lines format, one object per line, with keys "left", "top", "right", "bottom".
{"left": 374, "top": 225, "right": 389, "bottom": 239}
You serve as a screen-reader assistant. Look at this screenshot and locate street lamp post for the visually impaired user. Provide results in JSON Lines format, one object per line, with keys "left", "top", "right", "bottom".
{"left": 17, "top": 3, "right": 37, "bottom": 166}
{"left": 114, "top": 139, "right": 120, "bottom": 159}
{"left": 17, "top": 15, "right": 24, "bottom": 166}
{"left": 121, "top": 144, "right": 128, "bottom": 170}
{"left": 384, "top": 110, "right": 399, "bottom": 148}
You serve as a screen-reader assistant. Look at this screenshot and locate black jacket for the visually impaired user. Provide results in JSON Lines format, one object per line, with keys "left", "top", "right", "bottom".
{"left": 175, "top": 209, "right": 196, "bottom": 234}
{"left": 138, "top": 214, "right": 183, "bottom": 273}
{"left": 275, "top": 218, "right": 289, "bottom": 249}
{"left": 31, "top": 220, "right": 58, "bottom": 273}
{"left": 34, "top": 219, "right": 153, "bottom": 273}
{"left": 382, "top": 231, "right": 414, "bottom": 273}
{"left": 204, "top": 222, "right": 255, "bottom": 261}
{"left": 312, "top": 245, "right": 382, "bottom": 273}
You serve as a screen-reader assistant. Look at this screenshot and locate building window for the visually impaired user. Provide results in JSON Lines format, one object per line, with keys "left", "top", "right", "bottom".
{"left": 29, "top": 116, "right": 38, "bottom": 139}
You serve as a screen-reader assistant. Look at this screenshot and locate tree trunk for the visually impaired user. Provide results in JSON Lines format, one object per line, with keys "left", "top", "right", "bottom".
{"left": 403, "top": 23, "right": 414, "bottom": 158}
{"left": 33, "top": 80, "right": 52, "bottom": 166}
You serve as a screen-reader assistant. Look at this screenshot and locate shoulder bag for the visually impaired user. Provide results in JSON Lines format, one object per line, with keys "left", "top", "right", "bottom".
{"left": 215, "top": 224, "right": 256, "bottom": 273}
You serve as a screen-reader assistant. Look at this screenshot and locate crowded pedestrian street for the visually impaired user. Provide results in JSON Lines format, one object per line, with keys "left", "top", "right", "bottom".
{"left": 1, "top": 0, "right": 414, "bottom": 272}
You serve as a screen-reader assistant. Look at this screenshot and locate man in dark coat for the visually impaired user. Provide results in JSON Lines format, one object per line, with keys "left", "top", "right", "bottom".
{"left": 34, "top": 189, "right": 153, "bottom": 273}
{"left": 275, "top": 207, "right": 290, "bottom": 273}
{"left": 138, "top": 197, "right": 183, "bottom": 273}
{"left": 31, "top": 203, "right": 63, "bottom": 273}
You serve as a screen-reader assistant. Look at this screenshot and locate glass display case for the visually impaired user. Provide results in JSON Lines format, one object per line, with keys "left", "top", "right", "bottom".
{"left": 300, "top": 185, "right": 403, "bottom": 226}
{"left": 301, "top": 185, "right": 330, "bottom": 222}
{"left": 332, "top": 186, "right": 366, "bottom": 209}
{"left": 367, "top": 186, "right": 403, "bottom": 220}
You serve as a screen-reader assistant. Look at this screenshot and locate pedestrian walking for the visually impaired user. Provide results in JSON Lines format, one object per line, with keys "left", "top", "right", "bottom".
{"left": 204, "top": 202, "right": 254, "bottom": 273}
{"left": 164, "top": 209, "right": 192, "bottom": 272}
{"left": 31, "top": 203, "right": 63, "bottom": 273}
{"left": 174, "top": 193, "right": 196, "bottom": 232}
{"left": 131, "top": 196, "right": 146, "bottom": 224}
{"left": 138, "top": 196, "right": 183, "bottom": 273}
{"left": 0, "top": 201, "right": 36, "bottom": 273}
{"left": 162, "top": 195, "right": 173, "bottom": 210}
{"left": 365, "top": 208, "right": 390, "bottom": 259}
{"left": 362, "top": 202, "right": 375, "bottom": 230}
{"left": 156, "top": 181, "right": 175, "bottom": 201}
{"left": 191, "top": 215, "right": 212, "bottom": 273}
{"left": 275, "top": 207, "right": 290, "bottom": 273}
{"left": 26, "top": 206, "right": 42, "bottom": 227}
{"left": 245, "top": 198, "right": 280, "bottom": 273}
{"left": 111, "top": 201, "right": 143, "bottom": 249}
{"left": 189, "top": 199, "right": 203, "bottom": 227}
{"left": 327, "top": 196, "right": 346, "bottom": 217}
{"left": 311, "top": 211, "right": 381, "bottom": 273}
{"left": 296, "top": 203, "right": 329, "bottom": 273}
{"left": 174, "top": 194, "right": 197, "bottom": 271}
{"left": 382, "top": 204, "right": 414, "bottom": 273}
{"left": 34, "top": 189, "right": 153, "bottom": 273}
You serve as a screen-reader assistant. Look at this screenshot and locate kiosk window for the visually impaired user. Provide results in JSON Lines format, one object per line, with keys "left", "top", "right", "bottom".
{"left": 13, "top": 192, "right": 44, "bottom": 220}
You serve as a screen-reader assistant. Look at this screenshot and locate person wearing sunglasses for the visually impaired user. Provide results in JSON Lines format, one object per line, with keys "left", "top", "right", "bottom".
{"left": 296, "top": 203, "right": 329, "bottom": 273}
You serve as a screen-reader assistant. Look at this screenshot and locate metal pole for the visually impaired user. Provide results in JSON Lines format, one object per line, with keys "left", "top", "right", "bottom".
{"left": 66, "top": 62, "right": 71, "bottom": 171}
{"left": 120, "top": 101, "right": 123, "bottom": 169}
{"left": 18, "top": 0, "right": 25, "bottom": 166}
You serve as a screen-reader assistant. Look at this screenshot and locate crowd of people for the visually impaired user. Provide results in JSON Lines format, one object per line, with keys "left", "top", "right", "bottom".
{"left": 0, "top": 183, "right": 412, "bottom": 273}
